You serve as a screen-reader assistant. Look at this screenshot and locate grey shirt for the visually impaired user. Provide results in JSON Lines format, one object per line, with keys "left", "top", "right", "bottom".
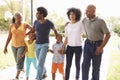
{"left": 83, "top": 17, "right": 110, "bottom": 41}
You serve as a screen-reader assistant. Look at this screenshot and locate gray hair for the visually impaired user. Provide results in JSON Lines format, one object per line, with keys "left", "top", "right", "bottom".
{"left": 87, "top": 4, "right": 96, "bottom": 10}
{"left": 14, "top": 12, "right": 22, "bottom": 18}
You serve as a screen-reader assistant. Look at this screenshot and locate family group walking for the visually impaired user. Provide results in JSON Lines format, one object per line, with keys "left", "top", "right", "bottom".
{"left": 4, "top": 4, "right": 110, "bottom": 80}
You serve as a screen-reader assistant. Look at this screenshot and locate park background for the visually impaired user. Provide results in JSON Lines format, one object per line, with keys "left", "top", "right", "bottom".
{"left": 0, "top": 0, "right": 120, "bottom": 80}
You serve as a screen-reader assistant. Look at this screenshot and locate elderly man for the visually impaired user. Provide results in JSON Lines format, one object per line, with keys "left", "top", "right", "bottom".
{"left": 82, "top": 4, "right": 110, "bottom": 80}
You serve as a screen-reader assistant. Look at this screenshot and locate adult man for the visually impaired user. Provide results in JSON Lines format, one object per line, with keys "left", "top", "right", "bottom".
{"left": 82, "top": 4, "right": 110, "bottom": 80}
{"left": 33, "top": 7, "right": 58, "bottom": 80}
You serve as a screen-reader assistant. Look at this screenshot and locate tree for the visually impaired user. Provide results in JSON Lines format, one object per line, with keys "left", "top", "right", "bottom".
{"left": 0, "top": 5, "right": 10, "bottom": 30}
{"left": 107, "top": 16, "right": 120, "bottom": 36}
{"left": 47, "top": 11, "right": 67, "bottom": 31}
{"left": 0, "top": 0, "right": 31, "bottom": 30}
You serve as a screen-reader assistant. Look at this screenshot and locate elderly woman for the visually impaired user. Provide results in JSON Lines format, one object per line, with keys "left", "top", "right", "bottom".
{"left": 4, "top": 12, "right": 33, "bottom": 79}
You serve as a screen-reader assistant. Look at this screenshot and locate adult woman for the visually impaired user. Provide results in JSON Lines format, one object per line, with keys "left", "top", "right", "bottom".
{"left": 62, "top": 8, "right": 85, "bottom": 80}
{"left": 4, "top": 12, "right": 33, "bottom": 79}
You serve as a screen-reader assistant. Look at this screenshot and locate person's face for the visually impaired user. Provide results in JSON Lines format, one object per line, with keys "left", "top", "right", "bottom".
{"left": 36, "top": 11, "right": 43, "bottom": 20}
{"left": 56, "top": 35, "right": 62, "bottom": 43}
{"left": 69, "top": 12, "right": 76, "bottom": 21}
{"left": 28, "top": 34, "right": 35, "bottom": 41}
{"left": 15, "top": 15, "right": 22, "bottom": 23}
{"left": 86, "top": 7, "right": 95, "bottom": 19}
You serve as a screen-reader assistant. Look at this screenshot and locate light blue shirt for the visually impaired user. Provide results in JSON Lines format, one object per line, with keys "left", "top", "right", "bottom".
{"left": 52, "top": 42, "right": 64, "bottom": 63}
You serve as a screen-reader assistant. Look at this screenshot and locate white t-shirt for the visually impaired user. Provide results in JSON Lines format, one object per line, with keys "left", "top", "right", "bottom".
{"left": 65, "top": 21, "right": 85, "bottom": 46}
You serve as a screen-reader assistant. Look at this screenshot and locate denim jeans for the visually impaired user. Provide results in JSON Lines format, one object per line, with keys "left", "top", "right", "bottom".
{"left": 82, "top": 39, "right": 103, "bottom": 80}
{"left": 12, "top": 46, "right": 25, "bottom": 71}
{"left": 26, "top": 56, "right": 37, "bottom": 77}
{"left": 65, "top": 46, "right": 82, "bottom": 80}
{"left": 35, "top": 43, "right": 49, "bottom": 80}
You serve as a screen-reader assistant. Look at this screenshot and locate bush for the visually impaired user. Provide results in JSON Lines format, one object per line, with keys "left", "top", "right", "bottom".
{"left": 113, "top": 27, "right": 120, "bottom": 37}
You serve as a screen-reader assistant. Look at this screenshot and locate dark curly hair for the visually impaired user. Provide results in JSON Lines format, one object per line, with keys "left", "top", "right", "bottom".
{"left": 37, "top": 7, "right": 48, "bottom": 17}
{"left": 67, "top": 7, "right": 81, "bottom": 21}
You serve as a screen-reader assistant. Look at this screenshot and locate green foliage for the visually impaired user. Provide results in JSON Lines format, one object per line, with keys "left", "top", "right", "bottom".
{"left": 0, "top": 0, "right": 31, "bottom": 30}
{"left": 107, "top": 16, "right": 120, "bottom": 36}
{"left": 47, "top": 11, "right": 67, "bottom": 26}
{"left": 113, "top": 26, "right": 120, "bottom": 36}
{"left": 0, "top": 18, "right": 9, "bottom": 30}
{"left": 0, "top": 5, "right": 9, "bottom": 30}
{"left": 57, "top": 25, "right": 65, "bottom": 33}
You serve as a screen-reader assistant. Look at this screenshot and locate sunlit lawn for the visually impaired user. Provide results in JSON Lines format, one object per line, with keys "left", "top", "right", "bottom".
{"left": 0, "top": 34, "right": 120, "bottom": 80}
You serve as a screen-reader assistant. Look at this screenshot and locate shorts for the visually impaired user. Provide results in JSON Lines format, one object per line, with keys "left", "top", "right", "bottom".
{"left": 51, "top": 63, "right": 64, "bottom": 74}
{"left": 12, "top": 46, "right": 25, "bottom": 71}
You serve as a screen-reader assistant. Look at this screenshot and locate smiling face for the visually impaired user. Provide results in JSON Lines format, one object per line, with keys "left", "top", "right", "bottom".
{"left": 56, "top": 34, "right": 62, "bottom": 43}
{"left": 86, "top": 5, "right": 96, "bottom": 19}
{"left": 69, "top": 11, "right": 76, "bottom": 21}
{"left": 14, "top": 13, "right": 22, "bottom": 23}
{"left": 36, "top": 11, "right": 43, "bottom": 20}
{"left": 28, "top": 33, "right": 35, "bottom": 41}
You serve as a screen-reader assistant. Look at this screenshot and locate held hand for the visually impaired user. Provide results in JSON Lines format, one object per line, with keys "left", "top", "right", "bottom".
{"left": 58, "top": 47, "right": 65, "bottom": 54}
{"left": 48, "top": 49, "right": 53, "bottom": 53}
{"left": 95, "top": 47, "right": 103, "bottom": 55}
{"left": 3, "top": 48, "right": 8, "bottom": 54}
{"left": 58, "top": 49, "right": 62, "bottom": 54}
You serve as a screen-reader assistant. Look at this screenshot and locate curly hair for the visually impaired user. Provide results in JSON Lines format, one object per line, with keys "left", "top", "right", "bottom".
{"left": 67, "top": 7, "right": 81, "bottom": 21}
{"left": 37, "top": 7, "right": 48, "bottom": 17}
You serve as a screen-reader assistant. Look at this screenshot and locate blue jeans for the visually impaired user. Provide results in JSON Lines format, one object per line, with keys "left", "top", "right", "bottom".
{"left": 26, "top": 56, "right": 37, "bottom": 77}
{"left": 12, "top": 46, "right": 25, "bottom": 71}
{"left": 65, "top": 46, "right": 82, "bottom": 80}
{"left": 82, "top": 39, "right": 103, "bottom": 80}
{"left": 35, "top": 43, "right": 49, "bottom": 80}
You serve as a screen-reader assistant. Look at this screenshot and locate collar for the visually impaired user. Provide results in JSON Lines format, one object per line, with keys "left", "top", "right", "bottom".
{"left": 86, "top": 16, "right": 98, "bottom": 22}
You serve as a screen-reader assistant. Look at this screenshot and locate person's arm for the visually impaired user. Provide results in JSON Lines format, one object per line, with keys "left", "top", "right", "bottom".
{"left": 96, "top": 33, "right": 111, "bottom": 55}
{"left": 59, "top": 37, "right": 68, "bottom": 54}
{"left": 19, "top": 41, "right": 28, "bottom": 58}
{"left": 48, "top": 49, "right": 54, "bottom": 53}
{"left": 19, "top": 45, "right": 27, "bottom": 58}
{"left": 26, "top": 24, "right": 34, "bottom": 36}
{"left": 52, "top": 27, "right": 58, "bottom": 38}
{"left": 63, "top": 37, "right": 68, "bottom": 47}
{"left": 49, "top": 44, "right": 54, "bottom": 53}
{"left": 4, "top": 29, "right": 12, "bottom": 54}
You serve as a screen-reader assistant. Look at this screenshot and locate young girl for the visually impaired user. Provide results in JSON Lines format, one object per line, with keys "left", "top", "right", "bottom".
{"left": 49, "top": 34, "right": 65, "bottom": 80}
{"left": 25, "top": 33, "right": 37, "bottom": 80}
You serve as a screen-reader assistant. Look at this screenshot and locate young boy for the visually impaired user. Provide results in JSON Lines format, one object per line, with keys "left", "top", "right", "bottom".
{"left": 25, "top": 33, "right": 37, "bottom": 80}
{"left": 49, "top": 34, "right": 65, "bottom": 80}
